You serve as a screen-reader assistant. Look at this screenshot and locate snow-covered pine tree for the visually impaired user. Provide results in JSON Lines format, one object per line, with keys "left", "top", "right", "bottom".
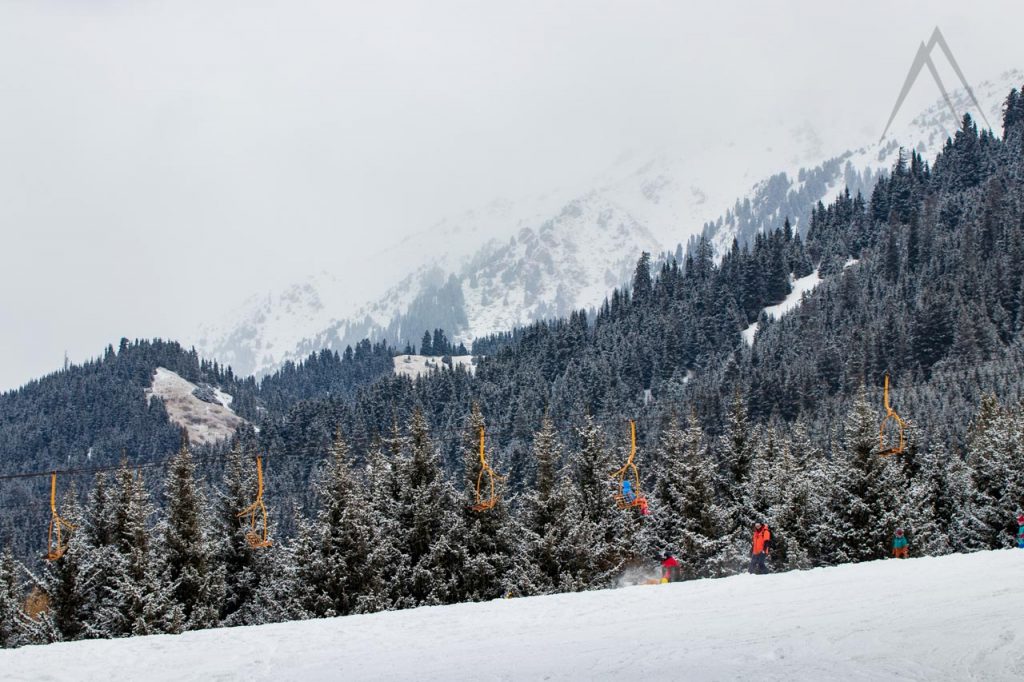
{"left": 779, "top": 421, "right": 829, "bottom": 567}
{"left": 162, "top": 439, "right": 226, "bottom": 631}
{"left": 746, "top": 424, "right": 782, "bottom": 528}
{"left": 519, "top": 415, "right": 567, "bottom": 594}
{"left": 357, "top": 430, "right": 412, "bottom": 612}
{"left": 394, "top": 410, "right": 466, "bottom": 606}
{"left": 216, "top": 442, "right": 298, "bottom": 626}
{"left": 0, "top": 547, "right": 25, "bottom": 648}
{"left": 78, "top": 472, "right": 119, "bottom": 638}
{"left": 828, "top": 388, "right": 907, "bottom": 563}
{"left": 763, "top": 431, "right": 815, "bottom": 570}
{"left": 27, "top": 488, "right": 95, "bottom": 643}
{"left": 216, "top": 442, "right": 258, "bottom": 623}
{"left": 904, "top": 439, "right": 954, "bottom": 557}
{"left": 964, "top": 395, "right": 1020, "bottom": 548}
{"left": 102, "top": 465, "right": 175, "bottom": 637}
{"left": 295, "top": 430, "right": 376, "bottom": 617}
{"left": 946, "top": 445, "right": 989, "bottom": 553}
{"left": 567, "top": 416, "right": 640, "bottom": 587}
{"left": 457, "top": 405, "right": 523, "bottom": 600}
{"left": 543, "top": 475, "right": 606, "bottom": 592}
{"left": 654, "top": 415, "right": 731, "bottom": 579}
{"left": 999, "top": 401, "right": 1024, "bottom": 539}
{"left": 722, "top": 390, "right": 753, "bottom": 499}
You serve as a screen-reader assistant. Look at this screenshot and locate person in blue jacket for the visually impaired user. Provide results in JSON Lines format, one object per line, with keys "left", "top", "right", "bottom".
{"left": 1017, "top": 513, "right": 1024, "bottom": 549}
{"left": 622, "top": 478, "right": 637, "bottom": 504}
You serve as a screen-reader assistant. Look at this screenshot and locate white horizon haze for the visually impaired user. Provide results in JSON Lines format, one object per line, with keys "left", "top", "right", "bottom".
{"left": 2, "top": 1, "right": 1023, "bottom": 390}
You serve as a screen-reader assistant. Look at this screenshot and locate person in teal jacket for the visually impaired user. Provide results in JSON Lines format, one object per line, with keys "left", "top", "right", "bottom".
{"left": 1017, "top": 513, "right": 1024, "bottom": 549}
{"left": 892, "top": 528, "right": 909, "bottom": 558}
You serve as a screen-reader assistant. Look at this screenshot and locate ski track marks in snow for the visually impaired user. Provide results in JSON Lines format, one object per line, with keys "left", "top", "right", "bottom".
{"left": 2, "top": 550, "right": 1023, "bottom": 681}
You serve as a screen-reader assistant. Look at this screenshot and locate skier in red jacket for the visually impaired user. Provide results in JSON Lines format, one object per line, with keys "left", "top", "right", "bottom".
{"left": 660, "top": 552, "right": 680, "bottom": 583}
{"left": 749, "top": 523, "right": 771, "bottom": 574}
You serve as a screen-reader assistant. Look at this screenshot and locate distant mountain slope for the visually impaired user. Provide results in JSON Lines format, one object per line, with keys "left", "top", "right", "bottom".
{"left": 194, "top": 69, "right": 1023, "bottom": 378}
{"left": 696, "top": 70, "right": 1024, "bottom": 258}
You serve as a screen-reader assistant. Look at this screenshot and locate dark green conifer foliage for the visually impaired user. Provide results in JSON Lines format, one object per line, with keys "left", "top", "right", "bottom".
{"left": 162, "top": 439, "right": 225, "bottom": 630}
{"left": 295, "top": 431, "right": 376, "bottom": 617}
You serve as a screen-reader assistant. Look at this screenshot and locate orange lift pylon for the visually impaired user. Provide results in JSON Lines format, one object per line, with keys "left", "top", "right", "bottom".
{"left": 237, "top": 456, "right": 272, "bottom": 548}
{"left": 45, "top": 472, "right": 75, "bottom": 561}
{"left": 470, "top": 427, "right": 498, "bottom": 512}
{"left": 878, "top": 373, "right": 907, "bottom": 457}
{"left": 612, "top": 420, "right": 648, "bottom": 513}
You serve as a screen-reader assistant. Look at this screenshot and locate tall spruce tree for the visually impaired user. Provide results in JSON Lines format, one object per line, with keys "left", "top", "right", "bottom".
{"left": 295, "top": 430, "right": 376, "bottom": 617}
{"left": 101, "top": 465, "right": 175, "bottom": 637}
{"left": 393, "top": 410, "right": 467, "bottom": 605}
{"left": 162, "top": 439, "right": 225, "bottom": 630}
{"left": 0, "top": 547, "right": 24, "bottom": 648}
{"left": 654, "top": 416, "right": 732, "bottom": 579}
{"left": 520, "top": 416, "right": 566, "bottom": 593}
{"left": 566, "top": 416, "right": 641, "bottom": 587}
{"left": 359, "top": 432, "right": 413, "bottom": 612}
{"left": 458, "top": 405, "right": 529, "bottom": 600}
{"left": 33, "top": 491, "right": 92, "bottom": 643}
{"left": 964, "top": 396, "right": 1021, "bottom": 548}
{"left": 828, "top": 389, "right": 907, "bottom": 563}
{"left": 215, "top": 442, "right": 297, "bottom": 626}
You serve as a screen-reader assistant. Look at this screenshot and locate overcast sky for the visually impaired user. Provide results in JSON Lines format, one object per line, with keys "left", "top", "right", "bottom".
{"left": 1, "top": 1, "right": 1023, "bottom": 391}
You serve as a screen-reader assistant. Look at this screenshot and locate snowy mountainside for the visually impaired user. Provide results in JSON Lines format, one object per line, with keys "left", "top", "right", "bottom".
{"left": 3, "top": 550, "right": 1022, "bottom": 681}
{"left": 194, "top": 69, "right": 1022, "bottom": 378}
{"left": 699, "top": 69, "right": 1024, "bottom": 258}
{"left": 458, "top": 195, "right": 662, "bottom": 338}
{"left": 144, "top": 368, "right": 246, "bottom": 446}
{"left": 303, "top": 196, "right": 663, "bottom": 362}
{"left": 194, "top": 191, "right": 577, "bottom": 377}
{"left": 196, "top": 189, "right": 663, "bottom": 376}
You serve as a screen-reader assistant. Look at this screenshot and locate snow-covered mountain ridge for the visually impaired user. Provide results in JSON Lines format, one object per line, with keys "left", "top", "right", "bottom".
{"left": 194, "top": 69, "right": 1023, "bottom": 378}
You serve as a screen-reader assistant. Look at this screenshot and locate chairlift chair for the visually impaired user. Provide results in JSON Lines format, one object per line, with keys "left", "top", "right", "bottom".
{"left": 45, "top": 472, "right": 76, "bottom": 561}
{"left": 878, "top": 373, "right": 907, "bottom": 457}
{"left": 237, "top": 456, "right": 272, "bottom": 548}
{"left": 612, "top": 420, "right": 648, "bottom": 512}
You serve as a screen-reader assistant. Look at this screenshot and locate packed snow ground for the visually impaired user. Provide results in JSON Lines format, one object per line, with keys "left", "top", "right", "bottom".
{"left": 3, "top": 550, "right": 1022, "bottom": 681}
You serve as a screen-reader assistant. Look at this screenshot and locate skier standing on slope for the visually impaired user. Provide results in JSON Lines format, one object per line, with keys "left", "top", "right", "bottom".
{"left": 892, "top": 528, "right": 909, "bottom": 558}
{"left": 1016, "top": 513, "right": 1024, "bottom": 548}
{"left": 660, "top": 552, "right": 680, "bottom": 583}
{"left": 749, "top": 523, "right": 771, "bottom": 575}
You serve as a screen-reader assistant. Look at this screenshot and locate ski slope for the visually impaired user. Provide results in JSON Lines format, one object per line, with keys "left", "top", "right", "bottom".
{"left": 3, "top": 550, "right": 1023, "bottom": 681}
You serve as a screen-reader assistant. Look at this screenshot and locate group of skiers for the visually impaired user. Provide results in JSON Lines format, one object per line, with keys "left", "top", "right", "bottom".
{"left": 654, "top": 513, "right": 1024, "bottom": 583}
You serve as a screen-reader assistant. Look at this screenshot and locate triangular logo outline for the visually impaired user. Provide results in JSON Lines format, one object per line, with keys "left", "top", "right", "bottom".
{"left": 880, "top": 27, "right": 991, "bottom": 142}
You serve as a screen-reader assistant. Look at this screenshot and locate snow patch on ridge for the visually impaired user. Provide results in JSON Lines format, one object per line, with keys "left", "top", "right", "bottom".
{"left": 145, "top": 368, "right": 246, "bottom": 445}
{"left": 742, "top": 270, "right": 821, "bottom": 346}
{"left": 392, "top": 355, "right": 476, "bottom": 380}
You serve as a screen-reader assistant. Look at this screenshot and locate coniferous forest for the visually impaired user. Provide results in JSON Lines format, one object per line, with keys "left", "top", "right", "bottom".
{"left": 3, "top": 88, "right": 1024, "bottom": 648}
